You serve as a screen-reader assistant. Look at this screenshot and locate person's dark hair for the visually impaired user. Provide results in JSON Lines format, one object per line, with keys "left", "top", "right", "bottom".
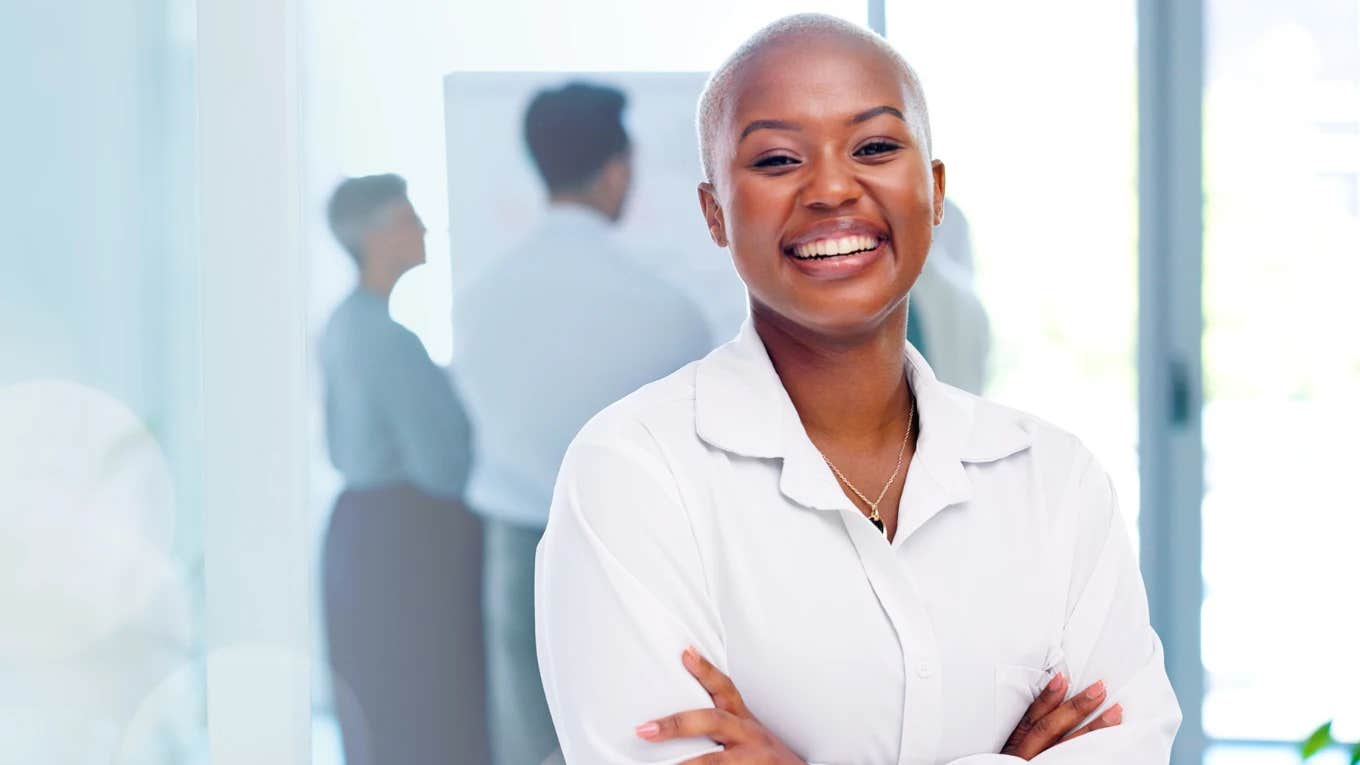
{"left": 326, "top": 173, "right": 408, "bottom": 263}
{"left": 523, "top": 82, "right": 630, "bottom": 195}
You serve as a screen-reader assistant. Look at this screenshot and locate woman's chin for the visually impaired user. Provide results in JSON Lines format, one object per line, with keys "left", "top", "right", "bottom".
{"left": 754, "top": 290, "right": 909, "bottom": 342}
{"left": 739, "top": 250, "right": 920, "bottom": 339}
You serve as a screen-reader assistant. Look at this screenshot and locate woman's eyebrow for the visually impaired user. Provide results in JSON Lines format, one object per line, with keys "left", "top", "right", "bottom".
{"left": 738, "top": 118, "right": 801, "bottom": 143}
{"left": 849, "top": 105, "right": 906, "bottom": 124}
{"left": 737, "top": 105, "right": 907, "bottom": 144}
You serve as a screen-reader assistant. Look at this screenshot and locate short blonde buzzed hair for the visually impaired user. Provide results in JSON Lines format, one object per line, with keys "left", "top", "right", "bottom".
{"left": 695, "top": 13, "right": 932, "bottom": 183}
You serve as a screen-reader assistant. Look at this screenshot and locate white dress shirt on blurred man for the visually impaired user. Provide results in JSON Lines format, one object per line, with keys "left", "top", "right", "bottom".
{"left": 456, "top": 201, "right": 713, "bottom": 765}
{"left": 455, "top": 201, "right": 714, "bottom": 529}
{"left": 453, "top": 77, "right": 714, "bottom": 765}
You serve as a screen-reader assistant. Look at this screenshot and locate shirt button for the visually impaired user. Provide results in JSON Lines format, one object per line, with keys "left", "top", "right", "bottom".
{"left": 916, "top": 661, "right": 935, "bottom": 678}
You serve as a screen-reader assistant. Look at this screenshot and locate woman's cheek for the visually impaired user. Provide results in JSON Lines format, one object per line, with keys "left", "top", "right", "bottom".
{"left": 729, "top": 233, "right": 772, "bottom": 284}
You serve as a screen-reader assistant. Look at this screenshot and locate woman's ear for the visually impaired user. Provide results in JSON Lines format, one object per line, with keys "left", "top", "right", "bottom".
{"left": 931, "top": 160, "right": 947, "bottom": 225}
{"left": 697, "top": 182, "right": 728, "bottom": 247}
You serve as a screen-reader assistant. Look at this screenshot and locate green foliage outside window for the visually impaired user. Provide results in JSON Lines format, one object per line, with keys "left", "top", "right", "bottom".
{"left": 1300, "top": 721, "right": 1360, "bottom": 764}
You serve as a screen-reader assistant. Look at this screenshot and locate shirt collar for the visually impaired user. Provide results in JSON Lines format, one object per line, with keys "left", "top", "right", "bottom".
{"left": 695, "top": 317, "right": 1031, "bottom": 519}
{"left": 539, "top": 202, "right": 613, "bottom": 236}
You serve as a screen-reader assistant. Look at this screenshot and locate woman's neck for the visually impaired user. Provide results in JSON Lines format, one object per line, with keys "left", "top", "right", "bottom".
{"left": 753, "top": 302, "right": 914, "bottom": 448}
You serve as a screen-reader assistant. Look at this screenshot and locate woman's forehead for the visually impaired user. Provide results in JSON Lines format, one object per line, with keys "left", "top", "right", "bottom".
{"left": 725, "top": 38, "right": 912, "bottom": 122}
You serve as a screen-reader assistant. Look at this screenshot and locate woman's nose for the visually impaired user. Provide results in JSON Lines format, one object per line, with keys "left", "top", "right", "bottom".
{"left": 800, "top": 156, "right": 862, "bottom": 210}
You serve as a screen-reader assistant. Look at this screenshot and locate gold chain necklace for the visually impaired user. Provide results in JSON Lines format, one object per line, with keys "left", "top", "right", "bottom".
{"left": 817, "top": 398, "right": 916, "bottom": 535}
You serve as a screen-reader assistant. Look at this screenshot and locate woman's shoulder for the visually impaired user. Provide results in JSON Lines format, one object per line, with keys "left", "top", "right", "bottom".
{"left": 952, "top": 390, "right": 1119, "bottom": 529}
{"left": 568, "top": 358, "right": 705, "bottom": 461}
{"left": 548, "top": 361, "right": 709, "bottom": 536}
{"left": 945, "top": 384, "right": 1101, "bottom": 472}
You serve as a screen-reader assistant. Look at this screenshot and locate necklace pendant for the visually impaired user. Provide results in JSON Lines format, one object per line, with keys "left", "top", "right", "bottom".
{"left": 870, "top": 516, "right": 885, "bottom": 534}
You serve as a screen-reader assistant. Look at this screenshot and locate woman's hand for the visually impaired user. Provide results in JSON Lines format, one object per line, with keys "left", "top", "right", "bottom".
{"left": 634, "top": 646, "right": 808, "bottom": 765}
{"left": 1000, "top": 673, "right": 1123, "bottom": 760}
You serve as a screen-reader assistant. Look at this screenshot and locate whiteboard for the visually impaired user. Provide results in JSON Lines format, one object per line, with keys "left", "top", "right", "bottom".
{"left": 442, "top": 71, "right": 749, "bottom": 344}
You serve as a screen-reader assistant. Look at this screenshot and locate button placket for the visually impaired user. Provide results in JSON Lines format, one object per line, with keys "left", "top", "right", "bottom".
{"left": 839, "top": 511, "right": 943, "bottom": 765}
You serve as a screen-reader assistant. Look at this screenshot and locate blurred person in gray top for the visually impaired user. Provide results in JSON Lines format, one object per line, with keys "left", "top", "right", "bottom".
{"left": 322, "top": 174, "right": 471, "bottom": 497}
{"left": 454, "top": 82, "right": 713, "bottom": 765}
{"left": 320, "top": 174, "right": 489, "bottom": 765}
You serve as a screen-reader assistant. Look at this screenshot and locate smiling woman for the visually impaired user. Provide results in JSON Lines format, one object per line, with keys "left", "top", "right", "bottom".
{"left": 694, "top": 22, "right": 938, "bottom": 340}
{"left": 534, "top": 13, "right": 1181, "bottom": 765}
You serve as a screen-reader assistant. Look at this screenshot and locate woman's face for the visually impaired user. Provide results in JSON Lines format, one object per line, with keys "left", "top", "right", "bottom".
{"left": 699, "top": 34, "right": 945, "bottom": 339}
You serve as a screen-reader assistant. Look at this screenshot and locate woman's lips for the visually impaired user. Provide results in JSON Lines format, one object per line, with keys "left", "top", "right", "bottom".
{"left": 782, "top": 237, "right": 889, "bottom": 280}
{"left": 788, "top": 233, "right": 882, "bottom": 259}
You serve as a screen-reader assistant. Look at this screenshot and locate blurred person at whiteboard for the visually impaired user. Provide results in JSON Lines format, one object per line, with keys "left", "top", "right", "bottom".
{"left": 320, "top": 174, "right": 489, "bottom": 765}
{"left": 454, "top": 81, "right": 714, "bottom": 765}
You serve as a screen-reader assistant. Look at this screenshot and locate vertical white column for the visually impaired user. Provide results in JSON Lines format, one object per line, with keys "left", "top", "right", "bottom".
{"left": 198, "top": 0, "right": 312, "bottom": 761}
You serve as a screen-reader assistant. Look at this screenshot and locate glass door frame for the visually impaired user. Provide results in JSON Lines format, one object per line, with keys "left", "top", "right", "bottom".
{"left": 1137, "top": 1, "right": 1206, "bottom": 763}
{"left": 1142, "top": 1, "right": 1358, "bottom": 760}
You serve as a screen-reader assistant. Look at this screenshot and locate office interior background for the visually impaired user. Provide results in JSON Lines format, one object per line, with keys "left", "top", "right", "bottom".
{"left": 1, "top": 0, "right": 1357, "bottom": 763}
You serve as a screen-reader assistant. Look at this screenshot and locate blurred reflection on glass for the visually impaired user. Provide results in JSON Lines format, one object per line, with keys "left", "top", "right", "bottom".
{"left": 319, "top": 175, "right": 488, "bottom": 765}
{"left": 0, "top": 382, "right": 200, "bottom": 763}
{"left": 2, "top": 0, "right": 205, "bottom": 760}
{"left": 453, "top": 81, "right": 713, "bottom": 765}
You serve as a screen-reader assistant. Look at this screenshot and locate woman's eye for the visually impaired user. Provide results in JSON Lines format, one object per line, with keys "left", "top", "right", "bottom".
{"left": 753, "top": 154, "right": 799, "bottom": 169}
{"left": 855, "top": 141, "right": 901, "bottom": 157}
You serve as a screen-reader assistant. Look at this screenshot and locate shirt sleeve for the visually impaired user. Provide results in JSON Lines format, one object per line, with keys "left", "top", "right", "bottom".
{"left": 374, "top": 327, "right": 473, "bottom": 499}
{"left": 945, "top": 451, "right": 1182, "bottom": 764}
{"left": 535, "top": 425, "right": 728, "bottom": 764}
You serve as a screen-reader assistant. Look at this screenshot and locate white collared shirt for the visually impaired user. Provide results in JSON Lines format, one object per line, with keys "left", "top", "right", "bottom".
{"left": 536, "top": 319, "right": 1181, "bottom": 765}
{"left": 454, "top": 203, "right": 714, "bottom": 527}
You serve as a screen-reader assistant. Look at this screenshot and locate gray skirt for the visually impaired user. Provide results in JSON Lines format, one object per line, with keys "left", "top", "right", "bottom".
{"left": 322, "top": 483, "right": 490, "bottom": 765}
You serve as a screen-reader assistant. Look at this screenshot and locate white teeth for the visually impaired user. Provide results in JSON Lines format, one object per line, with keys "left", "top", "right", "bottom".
{"left": 792, "top": 234, "right": 879, "bottom": 259}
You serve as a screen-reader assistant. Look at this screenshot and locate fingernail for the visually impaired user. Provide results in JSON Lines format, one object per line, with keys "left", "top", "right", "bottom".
{"left": 682, "top": 645, "right": 699, "bottom": 667}
{"left": 635, "top": 721, "right": 660, "bottom": 739}
{"left": 1103, "top": 704, "right": 1123, "bottom": 723}
{"left": 1086, "top": 681, "right": 1105, "bottom": 699}
{"left": 1046, "top": 673, "right": 1064, "bottom": 692}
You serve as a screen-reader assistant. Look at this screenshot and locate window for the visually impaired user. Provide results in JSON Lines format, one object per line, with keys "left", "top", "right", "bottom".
{"left": 1201, "top": 0, "right": 1360, "bottom": 755}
